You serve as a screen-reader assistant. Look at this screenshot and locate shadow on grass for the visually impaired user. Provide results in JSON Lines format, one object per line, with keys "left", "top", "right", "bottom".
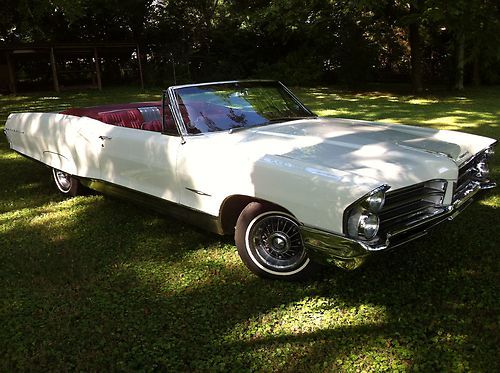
{"left": 0, "top": 153, "right": 58, "bottom": 213}
{"left": 1, "top": 86, "right": 499, "bottom": 370}
{"left": 1, "top": 156, "right": 498, "bottom": 370}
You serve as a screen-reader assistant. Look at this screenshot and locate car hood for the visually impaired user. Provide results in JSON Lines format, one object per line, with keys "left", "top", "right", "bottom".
{"left": 238, "top": 117, "right": 495, "bottom": 190}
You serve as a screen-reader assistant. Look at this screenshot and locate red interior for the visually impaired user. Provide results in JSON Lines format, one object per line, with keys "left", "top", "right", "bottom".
{"left": 61, "top": 102, "right": 160, "bottom": 121}
{"left": 60, "top": 101, "right": 175, "bottom": 133}
{"left": 142, "top": 120, "right": 163, "bottom": 132}
{"left": 98, "top": 109, "right": 144, "bottom": 129}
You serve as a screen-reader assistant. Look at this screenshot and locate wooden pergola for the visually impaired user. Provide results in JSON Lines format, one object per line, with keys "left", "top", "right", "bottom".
{"left": 1, "top": 42, "right": 144, "bottom": 94}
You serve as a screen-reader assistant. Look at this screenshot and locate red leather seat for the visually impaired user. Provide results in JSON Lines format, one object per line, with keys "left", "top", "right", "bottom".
{"left": 61, "top": 102, "right": 179, "bottom": 134}
{"left": 61, "top": 102, "right": 161, "bottom": 120}
{"left": 142, "top": 120, "right": 163, "bottom": 132}
{"left": 98, "top": 109, "right": 143, "bottom": 128}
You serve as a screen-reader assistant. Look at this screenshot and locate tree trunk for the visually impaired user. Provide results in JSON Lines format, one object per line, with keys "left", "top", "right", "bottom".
{"left": 472, "top": 54, "right": 480, "bottom": 86}
{"left": 454, "top": 31, "right": 465, "bottom": 90}
{"left": 408, "top": 7, "right": 423, "bottom": 93}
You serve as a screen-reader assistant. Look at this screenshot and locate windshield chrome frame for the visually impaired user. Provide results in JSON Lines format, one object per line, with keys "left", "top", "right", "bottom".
{"left": 167, "top": 80, "right": 316, "bottom": 137}
{"left": 165, "top": 88, "right": 188, "bottom": 141}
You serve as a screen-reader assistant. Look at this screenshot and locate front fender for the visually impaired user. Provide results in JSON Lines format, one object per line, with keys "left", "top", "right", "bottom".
{"left": 250, "top": 154, "right": 385, "bottom": 233}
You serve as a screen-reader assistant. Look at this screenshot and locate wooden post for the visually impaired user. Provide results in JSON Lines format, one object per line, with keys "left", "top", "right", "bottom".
{"left": 136, "top": 44, "right": 144, "bottom": 89}
{"left": 94, "top": 48, "right": 102, "bottom": 91}
{"left": 5, "top": 52, "right": 16, "bottom": 94}
{"left": 50, "top": 47, "right": 60, "bottom": 93}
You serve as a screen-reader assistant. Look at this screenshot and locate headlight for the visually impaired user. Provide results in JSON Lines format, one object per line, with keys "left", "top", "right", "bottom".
{"left": 364, "top": 190, "right": 386, "bottom": 213}
{"left": 344, "top": 185, "right": 389, "bottom": 241}
{"left": 347, "top": 210, "right": 380, "bottom": 240}
{"left": 358, "top": 213, "right": 380, "bottom": 239}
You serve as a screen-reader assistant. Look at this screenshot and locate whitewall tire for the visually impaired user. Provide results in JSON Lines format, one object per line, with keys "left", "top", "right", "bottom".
{"left": 235, "top": 202, "right": 317, "bottom": 279}
{"left": 52, "top": 168, "right": 83, "bottom": 197}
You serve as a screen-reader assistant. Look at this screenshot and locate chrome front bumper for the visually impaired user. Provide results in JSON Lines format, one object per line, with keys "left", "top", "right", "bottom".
{"left": 301, "top": 179, "right": 496, "bottom": 270}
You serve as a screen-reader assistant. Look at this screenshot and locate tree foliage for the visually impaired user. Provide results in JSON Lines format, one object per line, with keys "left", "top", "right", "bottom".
{"left": 1, "top": 0, "right": 499, "bottom": 89}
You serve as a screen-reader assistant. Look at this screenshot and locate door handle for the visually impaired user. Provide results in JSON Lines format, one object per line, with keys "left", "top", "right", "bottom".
{"left": 99, "top": 135, "right": 112, "bottom": 140}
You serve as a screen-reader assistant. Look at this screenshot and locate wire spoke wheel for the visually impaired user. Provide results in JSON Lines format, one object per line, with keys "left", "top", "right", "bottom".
{"left": 53, "top": 169, "right": 72, "bottom": 192}
{"left": 235, "top": 202, "right": 315, "bottom": 279}
{"left": 249, "top": 214, "right": 306, "bottom": 271}
{"left": 52, "top": 168, "right": 83, "bottom": 196}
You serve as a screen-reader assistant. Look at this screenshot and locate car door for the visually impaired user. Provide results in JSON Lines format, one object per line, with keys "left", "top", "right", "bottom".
{"left": 96, "top": 125, "right": 182, "bottom": 203}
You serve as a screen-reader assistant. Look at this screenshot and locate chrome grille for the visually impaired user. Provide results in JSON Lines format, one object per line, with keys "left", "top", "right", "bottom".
{"left": 454, "top": 153, "right": 484, "bottom": 202}
{"left": 379, "top": 180, "right": 447, "bottom": 235}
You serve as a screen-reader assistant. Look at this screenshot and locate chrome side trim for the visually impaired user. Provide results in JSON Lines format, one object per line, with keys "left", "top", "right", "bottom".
{"left": 479, "top": 181, "right": 497, "bottom": 190}
{"left": 395, "top": 142, "right": 452, "bottom": 159}
{"left": 185, "top": 187, "right": 212, "bottom": 197}
{"left": 80, "top": 178, "right": 225, "bottom": 235}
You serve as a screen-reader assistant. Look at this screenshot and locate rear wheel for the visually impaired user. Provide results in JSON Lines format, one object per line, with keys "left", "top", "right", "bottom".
{"left": 235, "top": 202, "right": 316, "bottom": 279}
{"left": 52, "top": 168, "right": 83, "bottom": 197}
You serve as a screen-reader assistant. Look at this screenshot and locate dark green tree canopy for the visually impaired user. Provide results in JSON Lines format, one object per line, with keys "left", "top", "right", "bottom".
{"left": 2, "top": 0, "right": 499, "bottom": 89}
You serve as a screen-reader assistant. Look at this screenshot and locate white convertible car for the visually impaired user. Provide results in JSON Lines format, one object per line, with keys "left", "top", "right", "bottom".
{"left": 4, "top": 80, "right": 497, "bottom": 279}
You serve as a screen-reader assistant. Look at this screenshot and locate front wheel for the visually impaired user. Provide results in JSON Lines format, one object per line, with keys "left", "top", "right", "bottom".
{"left": 52, "top": 168, "right": 83, "bottom": 196}
{"left": 235, "top": 202, "right": 317, "bottom": 280}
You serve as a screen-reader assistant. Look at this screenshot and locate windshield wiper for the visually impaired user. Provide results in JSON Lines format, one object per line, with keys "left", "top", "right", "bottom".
{"left": 228, "top": 116, "right": 317, "bottom": 134}
{"left": 266, "top": 116, "right": 317, "bottom": 123}
{"left": 228, "top": 124, "right": 262, "bottom": 134}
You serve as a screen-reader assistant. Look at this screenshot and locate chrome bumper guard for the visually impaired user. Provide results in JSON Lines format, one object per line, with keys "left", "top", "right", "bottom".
{"left": 301, "top": 179, "right": 496, "bottom": 270}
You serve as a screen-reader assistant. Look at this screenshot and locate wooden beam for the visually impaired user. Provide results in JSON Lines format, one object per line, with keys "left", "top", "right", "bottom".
{"left": 5, "top": 52, "right": 17, "bottom": 94}
{"left": 94, "top": 48, "right": 102, "bottom": 90}
{"left": 50, "top": 47, "right": 60, "bottom": 93}
{"left": 136, "top": 44, "right": 144, "bottom": 89}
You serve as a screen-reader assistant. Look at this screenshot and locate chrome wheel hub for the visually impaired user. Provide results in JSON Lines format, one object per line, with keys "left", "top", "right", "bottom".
{"left": 249, "top": 213, "right": 307, "bottom": 271}
{"left": 269, "top": 232, "right": 290, "bottom": 254}
{"left": 53, "top": 169, "right": 71, "bottom": 192}
{"left": 56, "top": 171, "right": 70, "bottom": 188}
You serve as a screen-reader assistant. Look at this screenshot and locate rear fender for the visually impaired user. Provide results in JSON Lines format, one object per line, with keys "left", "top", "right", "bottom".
{"left": 41, "top": 151, "right": 77, "bottom": 175}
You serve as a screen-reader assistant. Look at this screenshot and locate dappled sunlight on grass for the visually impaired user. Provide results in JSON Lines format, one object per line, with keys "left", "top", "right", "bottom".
{"left": 452, "top": 96, "right": 473, "bottom": 102}
{"left": 377, "top": 118, "right": 402, "bottom": 124}
{"left": 0, "top": 151, "right": 22, "bottom": 160}
{"left": 29, "top": 198, "right": 92, "bottom": 231}
{"left": 315, "top": 108, "right": 353, "bottom": 117}
{"left": 479, "top": 194, "right": 499, "bottom": 208}
{"left": 0, "top": 85, "right": 499, "bottom": 371}
{"left": 226, "top": 298, "right": 388, "bottom": 340}
{"left": 0, "top": 196, "right": 98, "bottom": 234}
{"left": 297, "top": 86, "right": 500, "bottom": 136}
{"left": 39, "top": 96, "right": 62, "bottom": 101}
{"left": 423, "top": 116, "right": 481, "bottom": 128}
{"left": 123, "top": 244, "right": 248, "bottom": 295}
{"left": 408, "top": 98, "right": 439, "bottom": 105}
{"left": 449, "top": 109, "right": 498, "bottom": 119}
{"left": 367, "top": 94, "right": 400, "bottom": 101}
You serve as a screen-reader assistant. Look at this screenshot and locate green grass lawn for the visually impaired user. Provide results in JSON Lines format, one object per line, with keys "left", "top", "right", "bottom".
{"left": 1, "top": 86, "right": 499, "bottom": 371}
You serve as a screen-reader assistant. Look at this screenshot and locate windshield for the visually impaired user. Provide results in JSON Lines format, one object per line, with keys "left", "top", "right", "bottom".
{"left": 173, "top": 81, "right": 315, "bottom": 134}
